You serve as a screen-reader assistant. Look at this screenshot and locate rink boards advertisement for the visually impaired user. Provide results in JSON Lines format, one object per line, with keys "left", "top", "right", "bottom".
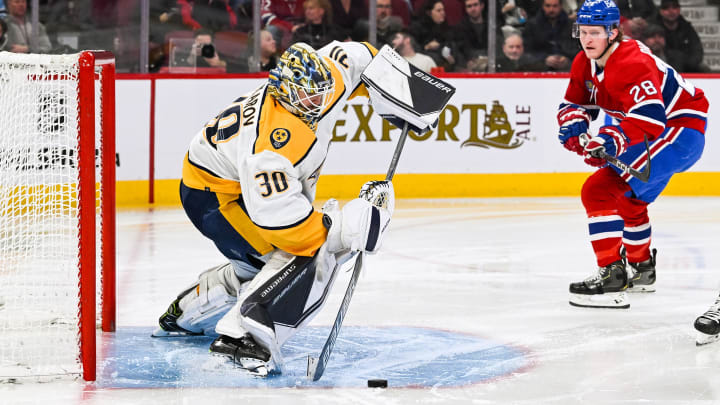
{"left": 114, "top": 75, "right": 720, "bottom": 202}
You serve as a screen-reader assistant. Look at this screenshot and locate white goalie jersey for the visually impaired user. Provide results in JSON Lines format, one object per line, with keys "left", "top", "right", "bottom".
{"left": 182, "top": 41, "right": 378, "bottom": 257}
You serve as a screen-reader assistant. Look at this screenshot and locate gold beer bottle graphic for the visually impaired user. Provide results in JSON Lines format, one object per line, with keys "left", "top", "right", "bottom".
{"left": 463, "top": 101, "right": 522, "bottom": 149}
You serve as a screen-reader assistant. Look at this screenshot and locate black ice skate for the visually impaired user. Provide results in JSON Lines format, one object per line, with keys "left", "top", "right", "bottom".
{"left": 152, "top": 285, "right": 202, "bottom": 337}
{"left": 569, "top": 260, "right": 629, "bottom": 308}
{"left": 694, "top": 294, "right": 720, "bottom": 346}
{"left": 627, "top": 248, "right": 657, "bottom": 293}
{"left": 210, "top": 334, "right": 274, "bottom": 377}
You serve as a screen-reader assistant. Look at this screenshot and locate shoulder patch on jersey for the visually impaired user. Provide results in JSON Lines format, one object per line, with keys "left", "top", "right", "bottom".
{"left": 585, "top": 80, "right": 594, "bottom": 92}
{"left": 270, "top": 128, "right": 291, "bottom": 149}
{"left": 255, "top": 97, "right": 318, "bottom": 166}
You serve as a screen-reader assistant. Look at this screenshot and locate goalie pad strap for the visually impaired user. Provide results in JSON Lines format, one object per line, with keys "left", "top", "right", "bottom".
{"left": 365, "top": 206, "right": 381, "bottom": 252}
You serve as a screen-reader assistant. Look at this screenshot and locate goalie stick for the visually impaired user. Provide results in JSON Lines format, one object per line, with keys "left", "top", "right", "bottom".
{"left": 306, "top": 122, "right": 410, "bottom": 382}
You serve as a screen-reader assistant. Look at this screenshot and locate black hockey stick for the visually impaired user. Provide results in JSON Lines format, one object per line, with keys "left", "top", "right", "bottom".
{"left": 587, "top": 135, "right": 652, "bottom": 183}
{"left": 306, "top": 122, "right": 410, "bottom": 381}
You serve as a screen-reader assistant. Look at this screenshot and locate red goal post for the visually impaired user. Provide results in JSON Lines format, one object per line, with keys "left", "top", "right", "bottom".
{"left": 0, "top": 51, "right": 116, "bottom": 382}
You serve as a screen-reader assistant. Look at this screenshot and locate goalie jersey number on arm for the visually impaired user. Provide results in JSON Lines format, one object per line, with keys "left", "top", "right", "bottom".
{"left": 181, "top": 41, "right": 377, "bottom": 258}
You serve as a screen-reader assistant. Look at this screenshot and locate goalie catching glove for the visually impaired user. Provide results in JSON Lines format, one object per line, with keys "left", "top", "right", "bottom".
{"left": 323, "top": 181, "right": 394, "bottom": 254}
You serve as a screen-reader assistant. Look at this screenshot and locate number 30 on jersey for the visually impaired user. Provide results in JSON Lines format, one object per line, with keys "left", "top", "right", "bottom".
{"left": 255, "top": 171, "right": 289, "bottom": 197}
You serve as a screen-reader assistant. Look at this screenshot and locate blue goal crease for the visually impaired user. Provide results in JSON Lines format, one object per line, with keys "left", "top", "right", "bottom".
{"left": 97, "top": 326, "right": 529, "bottom": 389}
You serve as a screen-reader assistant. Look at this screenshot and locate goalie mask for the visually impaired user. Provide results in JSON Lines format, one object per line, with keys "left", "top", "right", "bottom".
{"left": 267, "top": 43, "right": 335, "bottom": 128}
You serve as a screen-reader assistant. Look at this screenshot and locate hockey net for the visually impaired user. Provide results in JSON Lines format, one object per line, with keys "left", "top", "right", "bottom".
{"left": 0, "top": 51, "right": 116, "bottom": 382}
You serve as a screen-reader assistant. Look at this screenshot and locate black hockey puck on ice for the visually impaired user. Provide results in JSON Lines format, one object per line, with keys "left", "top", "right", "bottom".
{"left": 367, "top": 379, "right": 388, "bottom": 388}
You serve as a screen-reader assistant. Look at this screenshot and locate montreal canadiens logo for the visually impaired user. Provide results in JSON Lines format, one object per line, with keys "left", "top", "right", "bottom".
{"left": 271, "top": 128, "right": 290, "bottom": 149}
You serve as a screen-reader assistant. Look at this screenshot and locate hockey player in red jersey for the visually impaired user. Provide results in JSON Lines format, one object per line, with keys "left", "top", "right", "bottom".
{"left": 557, "top": 0, "right": 708, "bottom": 310}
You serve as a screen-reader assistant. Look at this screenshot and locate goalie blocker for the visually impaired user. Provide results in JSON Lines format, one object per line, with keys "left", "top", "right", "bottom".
{"left": 360, "top": 45, "right": 456, "bottom": 134}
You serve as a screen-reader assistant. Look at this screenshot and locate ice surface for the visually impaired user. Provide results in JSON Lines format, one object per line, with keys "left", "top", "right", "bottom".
{"left": 2, "top": 197, "right": 719, "bottom": 404}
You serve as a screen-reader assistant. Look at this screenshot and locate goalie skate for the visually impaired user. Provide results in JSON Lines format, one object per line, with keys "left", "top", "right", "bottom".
{"left": 694, "top": 295, "right": 720, "bottom": 346}
{"left": 569, "top": 260, "right": 630, "bottom": 309}
{"left": 152, "top": 294, "right": 202, "bottom": 337}
{"left": 209, "top": 334, "right": 275, "bottom": 377}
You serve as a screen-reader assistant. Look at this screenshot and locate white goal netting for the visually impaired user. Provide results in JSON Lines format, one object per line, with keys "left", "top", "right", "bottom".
{"left": 0, "top": 52, "right": 105, "bottom": 380}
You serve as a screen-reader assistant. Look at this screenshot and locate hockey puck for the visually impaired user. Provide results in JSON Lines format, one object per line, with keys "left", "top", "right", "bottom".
{"left": 367, "top": 379, "right": 388, "bottom": 388}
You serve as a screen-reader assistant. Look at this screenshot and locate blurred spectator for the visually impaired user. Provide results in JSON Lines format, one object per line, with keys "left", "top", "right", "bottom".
{"left": 502, "top": 0, "right": 526, "bottom": 29}
{"left": 120, "top": 0, "right": 186, "bottom": 72}
{"left": 191, "top": 29, "right": 227, "bottom": 69}
{"left": 329, "top": 0, "right": 366, "bottom": 40}
{"left": 409, "top": 0, "right": 456, "bottom": 70}
{"left": 291, "top": 0, "right": 344, "bottom": 49}
{"left": 615, "top": 0, "right": 656, "bottom": 19}
{"left": 262, "top": 0, "right": 305, "bottom": 48}
{"left": 0, "top": 18, "right": 8, "bottom": 51}
{"left": 148, "top": 0, "right": 187, "bottom": 71}
{"left": 376, "top": 0, "right": 404, "bottom": 46}
{"left": 621, "top": 15, "right": 648, "bottom": 39}
{"left": 392, "top": 0, "right": 414, "bottom": 26}
{"left": 654, "top": 0, "right": 704, "bottom": 72}
{"left": 177, "top": 0, "right": 237, "bottom": 32}
{"left": 391, "top": 29, "right": 437, "bottom": 72}
{"left": 560, "top": 0, "right": 578, "bottom": 19}
{"left": 516, "top": 0, "right": 541, "bottom": 19}
{"left": 455, "top": 0, "right": 503, "bottom": 71}
{"left": 5, "top": 0, "right": 52, "bottom": 53}
{"left": 41, "top": 0, "right": 94, "bottom": 52}
{"left": 257, "top": 29, "right": 278, "bottom": 71}
{"left": 237, "top": 28, "right": 277, "bottom": 72}
{"left": 440, "top": 0, "right": 467, "bottom": 25}
{"left": 0, "top": 0, "right": 6, "bottom": 17}
{"left": 641, "top": 23, "right": 686, "bottom": 69}
{"left": 232, "top": 0, "right": 254, "bottom": 32}
{"left": 522, "top": 0, "right": 577, "bottom": 71}
{"left": 42, "top": 0, "right": 93, "bottom": 33}
{"left": 153, "top": 0, "right": 187, "bottom": 34}
{"left": 494, "top": 33, "right": 543, "bottom": 71}
{"left": 112, "top": 27, "right": 142, "bottom": 72}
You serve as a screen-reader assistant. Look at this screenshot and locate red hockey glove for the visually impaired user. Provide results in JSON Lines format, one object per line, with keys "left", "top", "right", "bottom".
{"left": 583, "top": 125, "right": 628, "bottom": 167}
{"left": 557, "top": 105, "right": 590, "bottom": 155}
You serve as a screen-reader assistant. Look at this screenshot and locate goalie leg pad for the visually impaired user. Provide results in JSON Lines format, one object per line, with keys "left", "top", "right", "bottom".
{"left": 154, "top": 263, "right": 242, "bottom": 336}
{"left": 215, "top": 246, "right": 340, "bottom": 371}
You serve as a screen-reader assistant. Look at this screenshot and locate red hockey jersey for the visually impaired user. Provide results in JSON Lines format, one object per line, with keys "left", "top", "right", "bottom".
{"left": 562, "top": 39, "right": 708, "bottom": 146}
